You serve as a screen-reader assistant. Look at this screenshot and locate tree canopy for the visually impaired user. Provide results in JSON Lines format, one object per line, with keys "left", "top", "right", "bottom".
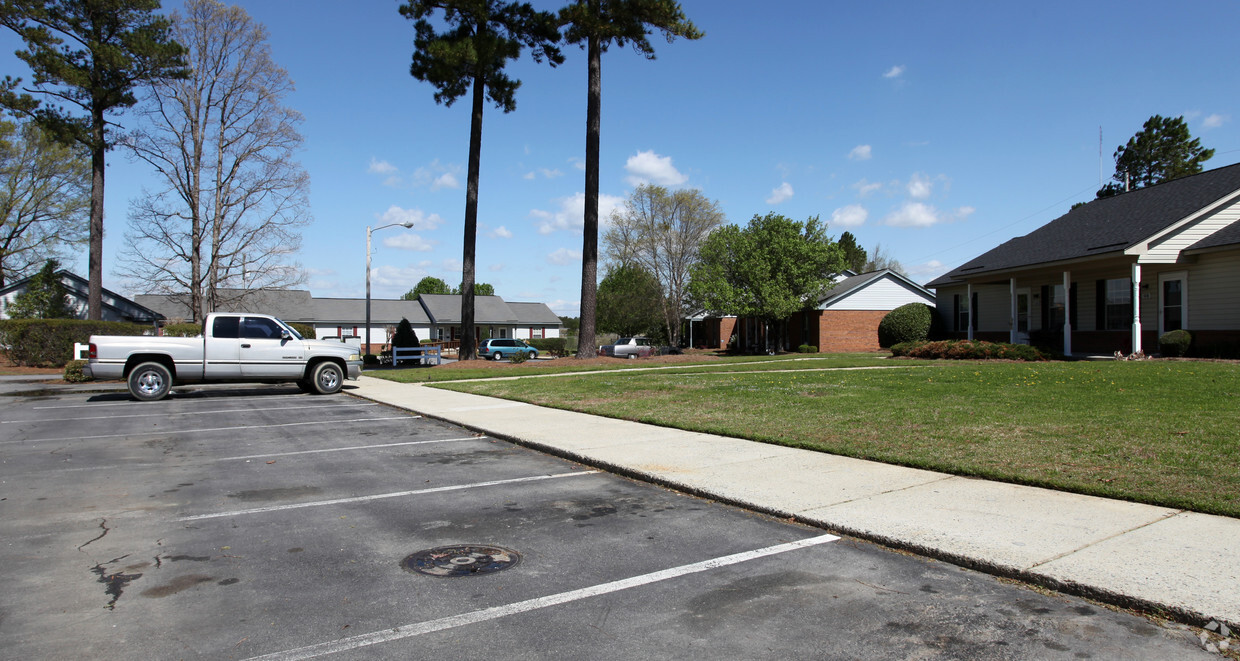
{"left": 5, "top": 258, "right": 72, "bottom": 318}
{"left": 0, "top": 119, "right": 88, "bottom": 287}
{"left": 404, "top": 275, "right": 451, "bottom": 298}
{"left": 560, "top": 0, "right": 702, "bottom": 358}
{"left": 603, "top": 184, "right": 723, "bottom": 345}
{"left": 1, "top": 0, "right": 187, "bottom": 319}
{"left": 688, "top": 213, "right": 846, "bottom": 323}
{"left": 401, "top": 0, "right": 561, "bottom": 359}
{"left": 837, "top": 231, "right": 867, "bottom": 273}
{"left": 597, "top": 263, "right": 664, "bottom": 341}
{"left": 118, "top": 0, "right": 308, "bottom": 322}
{"left": 1097, "top": 115, "right": 1214, "bottom": 198}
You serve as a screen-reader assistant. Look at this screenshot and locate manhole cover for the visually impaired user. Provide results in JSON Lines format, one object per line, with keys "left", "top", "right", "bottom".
{"left": 402, "top": 545, "right": 520, "bottom": 577}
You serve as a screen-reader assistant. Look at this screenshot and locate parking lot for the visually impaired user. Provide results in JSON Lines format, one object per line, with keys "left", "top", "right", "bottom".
{"left": 0, "top": 384, "right": 1214, "bottom": 659}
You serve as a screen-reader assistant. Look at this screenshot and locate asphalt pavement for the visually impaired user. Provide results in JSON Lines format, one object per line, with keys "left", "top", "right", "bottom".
{"left": 348, "top": 374, "right": 1240, "bottom": 633}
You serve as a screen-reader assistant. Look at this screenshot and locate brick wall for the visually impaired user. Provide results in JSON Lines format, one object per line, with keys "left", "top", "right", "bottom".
{"left": 818, "top": 310, "right": 888, "bottom": 352}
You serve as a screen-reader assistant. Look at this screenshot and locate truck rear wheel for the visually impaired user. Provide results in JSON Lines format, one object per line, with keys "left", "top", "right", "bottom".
{"left": 128, "top": 361, "right": 172, "bottom": 402}
{"left": 310, "top": 361, "right": 344, "bottom": 395}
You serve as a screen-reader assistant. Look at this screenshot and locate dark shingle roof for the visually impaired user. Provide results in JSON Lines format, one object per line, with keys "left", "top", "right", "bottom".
{"left": 506, "top": 302, "right": 561, "bottom": 325}
{"left": 419, "top": 294, "right": 518, "bottom": 325}
{"left": 928, "top": 162, "right": 1240, "bottom": 287}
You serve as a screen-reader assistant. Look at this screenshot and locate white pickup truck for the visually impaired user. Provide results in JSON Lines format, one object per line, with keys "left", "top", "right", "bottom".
{"left": 85, "top": 312, "right": 362, "bottom": 401}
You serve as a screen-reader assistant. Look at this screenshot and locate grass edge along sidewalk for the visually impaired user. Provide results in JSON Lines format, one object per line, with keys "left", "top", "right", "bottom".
{"left": 428, "top": 359, "right": 1240, "bottom": 519}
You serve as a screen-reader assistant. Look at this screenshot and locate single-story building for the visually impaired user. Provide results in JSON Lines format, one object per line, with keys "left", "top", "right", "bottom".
{"left": 692, "top": 269, "right": 936, "bottom": 352}
{"left": 0, "top": 269, "right": 162, "bottom": 323}
{"left": 135, "top": 289, "right": 561, "bottom": 353}
{"left": 926, "top": 162, "right": 1240, "bottom": 356}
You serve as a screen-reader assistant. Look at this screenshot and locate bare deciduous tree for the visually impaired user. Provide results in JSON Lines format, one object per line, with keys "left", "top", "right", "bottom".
{"left": 604, "top": 184, "right": 723, "bottom": 345}
{"left": 0, "top": 120, "right": 88, "bottom": 287}
{"left": 118, "top": 0, "right": 309, "bottom": 321}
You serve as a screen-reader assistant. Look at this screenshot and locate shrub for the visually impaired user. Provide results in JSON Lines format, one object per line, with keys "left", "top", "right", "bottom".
{"left": 891, "top": 339, "right": 1048, "bottom": 362}
{"left": 289, "top": 322, "right": 316, "bottom": 339}
{"left": 63, "top": 359, "right": 91, "bottom": 382}
{"left": 528, "top": 337, "right": 567, "bottom": 357}
{"left": 364, "top": 353, "right": 381, "bottom": 366}
{"left": 508, "top": 349, "right": 527, "bottom": 364}
{"left": 162, "top": 322, "right": 203, "bottom": 337}
{"left": 392, "top": 317, "right": 419, "bottom": 348}
{"left": 797, "top": 344, "right": 818, "bottom": 353}
{"left": 0, "top": 319, "right": 149, "bottom": 368}
{"left": 878, "top": 303, "right": 935, "bottom": 348}
{"left": 1158, "top": 329, "right": 1192, "bottom": 357}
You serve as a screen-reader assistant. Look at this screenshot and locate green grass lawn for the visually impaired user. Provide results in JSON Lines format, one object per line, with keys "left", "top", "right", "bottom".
{"left": 363, "top": 352, "right": 916, "bottom": 383}
{"left": 433, "top": 360, "right": 1240, "bottom": 518}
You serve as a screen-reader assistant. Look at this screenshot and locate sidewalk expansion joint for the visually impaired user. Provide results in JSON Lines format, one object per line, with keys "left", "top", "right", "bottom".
{"left": 1025, "top": 508, "right": 1186, "bottom": 571}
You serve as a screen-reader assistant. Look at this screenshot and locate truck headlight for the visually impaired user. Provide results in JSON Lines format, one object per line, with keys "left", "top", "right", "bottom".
{"left": 348, "top": 354, "right": 361, "bottom": 362}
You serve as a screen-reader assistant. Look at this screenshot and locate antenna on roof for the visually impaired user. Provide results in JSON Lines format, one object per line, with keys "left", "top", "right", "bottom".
{"left": 1099, "top": 126, "right": 1103, "bottom": 189}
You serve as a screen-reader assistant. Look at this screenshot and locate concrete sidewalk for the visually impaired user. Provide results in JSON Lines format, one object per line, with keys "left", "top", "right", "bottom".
{"left": 349, "top": 375, "right": 1240, "bottom": 631}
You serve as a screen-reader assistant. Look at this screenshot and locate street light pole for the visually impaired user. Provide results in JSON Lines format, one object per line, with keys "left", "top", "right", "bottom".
{"left": 365, "top": 221, "right": 415, "bottom": 357}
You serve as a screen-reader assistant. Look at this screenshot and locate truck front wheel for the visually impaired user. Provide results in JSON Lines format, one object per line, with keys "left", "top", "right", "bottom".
{"left": 129, "top": 362, "right": 173, "bottom": 402}
{"left": 310, "top": 361, "right": 344, "bottom": 395}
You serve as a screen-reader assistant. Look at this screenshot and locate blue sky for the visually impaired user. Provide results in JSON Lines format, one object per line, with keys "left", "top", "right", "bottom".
{"left": 4, "top": 1, "right": 1239, "bottom": 315}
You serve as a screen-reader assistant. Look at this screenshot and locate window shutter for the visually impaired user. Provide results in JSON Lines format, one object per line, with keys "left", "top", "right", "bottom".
{"left": 1040, "top": 285, "right": 1050, "bottom": 331}
{"left": 1069, "top": 283, "right": 1078, "bottom": 330}
{"left": 1095, "top": 280, "right": 1106, "bottom": 330}
{"left": 953, "top": 295, "right": 961, "bottom": 332}
{"left": 971, "top": 292, "right": 979, "bottom": 331}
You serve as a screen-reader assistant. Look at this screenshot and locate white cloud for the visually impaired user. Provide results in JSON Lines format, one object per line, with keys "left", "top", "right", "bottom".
{"left": 531, "top": 192, "right": 625, "bottom": 235}
{"left": 907, "top": 260, "right": 948, "bottom": 284}
{"left": 1203, "top": 113, "right": 1228, "bottom": 129}
{"left": 884, "top": 202, "right": 940, "bottom": 227}
{"left": 766, "top": 182, "right": 794, "bottom": 204}
{"left": 568, "top": 157, "right": 585, "bottom": 171}
{"left": 853, "top": 179, "right": 882, "bottom": 197}
{"left": 376, "top": 205, "right": 444, "bottom": 231}
{"left": 488, "top": 263, "right": 505, "bottom": 272}
{"left": 382, "top": 233, "right": 435, "bottom": 252}
{"left": 883, "top": 65, "right": 905, "bottom": 79}
{"left": 884, "top": 203, "right": 973, "bottom": 228}
{"left": 848, "top": 145, "right": 872, "bottom": 161}
{"left": 547, "top": 247, "right": 582, "bottom": 265}
{"left": 488, "top": 225, "right": 513, "bottom": 239}
{"left": 370, "top": 264, "right": 430, "bottom": 291}
{"left": 431, "top": 172, "right": 459, "bottom": 191}
{"left": 368, "top": 158, "right": 396, "bottom": 174}
{"left": 523, "top": 171, "right": 536, "bottom": 180}
{"left": 545, "top": 298, "right": 580, "bottom": 316}
{"left": 624, "top": 150, "right": 688, "bottom": 186}
{"left": 830, "top": 204, "right": 868, "bottom": 227}
{"left": 907, "top": 173, "right": 932, "bottom": 199}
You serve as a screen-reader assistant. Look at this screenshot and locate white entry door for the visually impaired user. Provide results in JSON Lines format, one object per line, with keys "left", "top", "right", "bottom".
{"left": 1158, "top": 272, "right": 1187, "bottom": 335}
{"left": 1015, "top": 288, "right": 1031, "bottom": 344}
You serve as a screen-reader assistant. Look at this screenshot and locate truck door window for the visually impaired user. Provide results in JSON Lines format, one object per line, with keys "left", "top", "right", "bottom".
{"left": 213, "top": 316, "right": 240, "bottom": 339}
{"left": 241, "top": 317, "right": 283, "bottom": 339}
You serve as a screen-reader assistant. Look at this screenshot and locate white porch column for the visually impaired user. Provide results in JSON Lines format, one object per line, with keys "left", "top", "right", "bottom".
{"left": 1009, "top": 278, "right": 1018, "bottom": 344}
{"left": 1062, "top": 270, "right": 1072, "bottom": 355}
{"left": 966, "top": 283, "right": 974, "bottom": 341}
{"left": 1131, "top": 263, "right": 1142, "bottom": 354}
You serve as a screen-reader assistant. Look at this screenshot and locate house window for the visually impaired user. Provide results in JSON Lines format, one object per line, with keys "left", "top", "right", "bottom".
{"left": 531, "top": 327, "right": 544, "bottom": 339}
{"left": 954, "top": 294, "right": 969, "bottom": 332}
{"left": 1103, "top": 278, "right": 1132, "bottom": 330}
{"left": 1048, "top": 285, "right": 1065, "bottom": 329}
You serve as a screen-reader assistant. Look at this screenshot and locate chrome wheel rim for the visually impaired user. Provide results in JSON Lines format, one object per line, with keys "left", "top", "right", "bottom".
{"left": 137, "top": 371, "right": 164, "bottom": 396}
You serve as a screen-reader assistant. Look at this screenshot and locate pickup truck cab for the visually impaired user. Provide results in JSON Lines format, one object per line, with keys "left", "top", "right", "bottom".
{"left": 599, "top": 336, "right": 654, "bottom": 359}
{"left": 86, "top": 313, "right": 362, "bottom": 401}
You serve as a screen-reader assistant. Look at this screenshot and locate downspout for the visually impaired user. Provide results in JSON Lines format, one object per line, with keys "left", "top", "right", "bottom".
{"left": 966, "top": 283, "right": 974, "bottom": 341}
{"left": 1009, "top": 278, "right": 1017, "bottom": 344}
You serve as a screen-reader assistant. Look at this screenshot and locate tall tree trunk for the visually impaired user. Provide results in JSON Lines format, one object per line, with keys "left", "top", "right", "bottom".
{"left": 460, "top": 69, "right": 485, "bottom": 361}
{"left": 576, "top": 30, "right": 601, "bottom": 358}
{"left": 88, "top": 110, "right": 105, "bottom": 321}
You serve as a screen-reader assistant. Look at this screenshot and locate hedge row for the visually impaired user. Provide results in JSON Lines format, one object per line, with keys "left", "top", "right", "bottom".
{"left": 0, "top": 319, "right": 151, "bottom": 367}
{"left": 527, "top": 337, "right": 567, "bottom": 357}
{"left": 890, "top": 339, "right": 1049, "bottom": 362}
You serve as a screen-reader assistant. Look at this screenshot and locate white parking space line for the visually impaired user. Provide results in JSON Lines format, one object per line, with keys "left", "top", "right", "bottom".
{"left": 2, "top": 402, "right": 382, "bottom": 424}
{"left": 15, "top": 438, "right": 483, "bottom": 475}
{"left": 0, "top": 416, "right": 413, "bottom": 446}
{"left": 178, "top": 471, "right": 602, "bottom": 521}
{"left": 219, "top": 437, "right": 479, "bottom": 461}
{"left": 246, "top": 533, "right": 840, "bottom": 661}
